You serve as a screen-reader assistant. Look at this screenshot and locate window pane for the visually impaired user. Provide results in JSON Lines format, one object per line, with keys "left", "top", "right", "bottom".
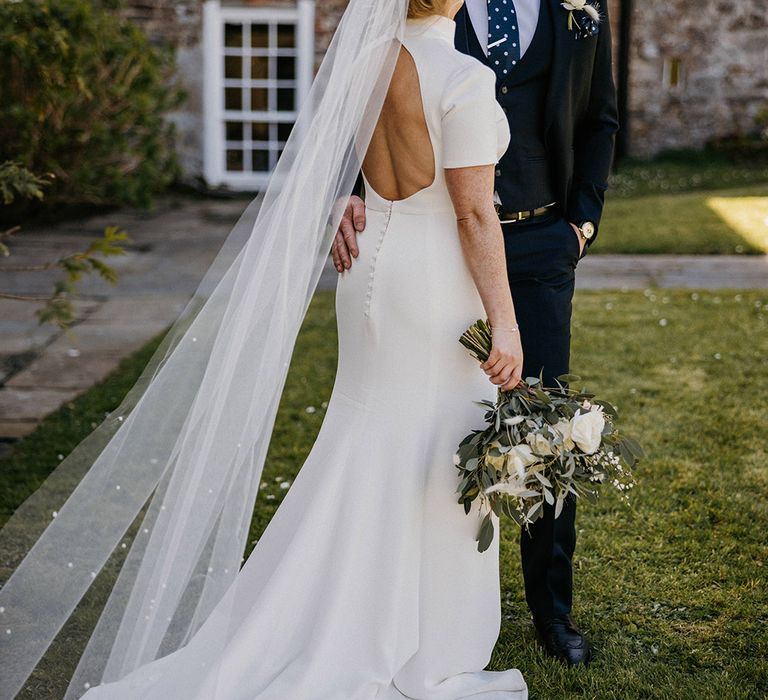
{"left": 224, "top": 23, "right": 243, "bottom": 48}
{"left": 226, "top": 150, "right": 244, "bottom": 172}
{"left": 250, "top": 56, "right": 269, "bottom": 80}
{"left": 251, "top": 122, "right": 269, "bottom": 140}
{"left": 250, "top": 88, "right": 268, "bottom": 111}
{"left": 225, "top": 122, "right": 244, "bottom": 141}
{"left": 277, "top": 88, "right": 295, "bottom": 111}
{"left": 224, "top": 55, "right": 242, "bottom": 79}
{"left": 252, "top": 149, "right": 270, "bottom": 172}
{"left": 224, "top": 88, "right": 243, "bottom": 111}
{"left": 277, "top": 56, "right": 295, "bottom": 80}
{"left": 277, "top": 122, "right": 293, "bottom": 141}
{"left": 277, "top": 24, "right": 296, "bottom": 48}
{"left": 215, "top": 15, "right": 307, "bottom": 181}
{"left": 251, "top": 23, "right": 269, "bottom": 48}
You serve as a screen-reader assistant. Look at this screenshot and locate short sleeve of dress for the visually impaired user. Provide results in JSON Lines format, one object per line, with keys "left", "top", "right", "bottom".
{"left": 441, "top": 63, "right": 502, "bottom": 169}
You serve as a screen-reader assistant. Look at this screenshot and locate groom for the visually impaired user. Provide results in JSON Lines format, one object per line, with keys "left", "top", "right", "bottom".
{"left": 333, "top": 0, "right": 618, "bottom": 666}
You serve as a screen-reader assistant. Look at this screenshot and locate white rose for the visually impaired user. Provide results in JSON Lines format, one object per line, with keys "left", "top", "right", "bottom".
{"left": 552, "top": 419, "right": 575, "bottom": 452}
{"left": 562, "top": 0, "right": 600, "bottom": 21}
{"left": 525, "top": 431, "right": 553, "bottom": 456}
{"left": 569, "top": 411, "right": 605, "bottom": 455}
{"left": 506, "top": 444, "right": 538, "bottom": 480}
{"left": 485, "top": 452, "right": 506, "bottom": 471}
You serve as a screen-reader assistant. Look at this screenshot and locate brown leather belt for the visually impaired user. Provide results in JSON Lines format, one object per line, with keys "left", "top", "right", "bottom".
{"left": 495, "top": 202, "right": 557, "bottom": 224}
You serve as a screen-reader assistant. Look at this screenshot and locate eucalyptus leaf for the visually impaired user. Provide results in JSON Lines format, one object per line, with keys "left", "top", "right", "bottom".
{"left": 527, "top": 500, "right": 543, "bottom": 521}
{"left": 625, "top": 437, "right": 646, "bottom": 459}
{"left": 477, "top": 513, "right": 495, "bottom": 553}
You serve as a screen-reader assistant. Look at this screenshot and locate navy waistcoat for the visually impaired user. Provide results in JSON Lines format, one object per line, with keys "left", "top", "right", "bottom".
{"left": 494, "top": 0, "right": 556, "bottom": 211}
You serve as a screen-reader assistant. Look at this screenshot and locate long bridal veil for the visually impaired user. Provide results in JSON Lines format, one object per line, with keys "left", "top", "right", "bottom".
{"left": 0, "top": 1, "right": 407, "bottom": 697}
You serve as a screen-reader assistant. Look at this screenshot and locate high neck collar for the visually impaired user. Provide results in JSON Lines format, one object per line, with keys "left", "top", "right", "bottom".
{"left": 404, "top": 15, "right": 457, "bottom": 44}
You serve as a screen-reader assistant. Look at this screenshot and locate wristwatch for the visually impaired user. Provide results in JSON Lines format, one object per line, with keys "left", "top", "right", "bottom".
{"left": 577, "top": 221, "right": 596, "bottom": 243}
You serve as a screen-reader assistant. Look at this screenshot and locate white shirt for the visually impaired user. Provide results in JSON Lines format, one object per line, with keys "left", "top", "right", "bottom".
{"left": 465, "top": 0, "right": 541, "bottom": 58}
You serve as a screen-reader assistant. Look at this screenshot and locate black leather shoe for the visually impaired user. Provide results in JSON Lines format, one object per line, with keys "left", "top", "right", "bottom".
{"left": 533, "top": 614, "right": 593, "bottom": 666}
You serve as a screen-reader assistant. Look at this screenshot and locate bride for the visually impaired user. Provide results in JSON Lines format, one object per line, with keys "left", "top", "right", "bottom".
{"left": 0, "top": 0, "right": 529, "bottom": 698}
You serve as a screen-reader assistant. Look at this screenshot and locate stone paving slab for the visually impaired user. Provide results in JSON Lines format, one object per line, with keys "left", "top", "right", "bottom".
{"left": 0, "top": 197, "right": 242, "bottom": 439}
{"left": 87, "top": 296, "right": 189, "bottom": 324}
{"left": 0, "top": 319, "right": 176, "bottom": 438}
{"left": 7, "top": 352, "right": 126, "bottom": 391}
{"left": 1, "top": 196, "right": 767, "bottom": 441}
{"left": 0, "top": 387, "right": 81, "bottom": 434}
{"left": 45, "top": 321, "right": 172, "bottom": 355}
{"left": 0, "top": 300, "right": 101, "bottom": 387}
{"left": 0, "top": 321, "right": 59, "bottom": 356}
{"left": 0, "top": 421, "right": 39, "bottom": 440}
{"left": 573, "top": 254, "right": 768, "bottom": 290}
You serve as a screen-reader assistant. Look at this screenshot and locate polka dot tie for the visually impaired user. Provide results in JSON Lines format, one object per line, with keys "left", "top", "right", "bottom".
{"left": 487, "top": 0, "right": 520, "bottom": 82}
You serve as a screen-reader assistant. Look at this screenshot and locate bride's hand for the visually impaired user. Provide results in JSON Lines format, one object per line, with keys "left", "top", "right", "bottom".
{"left": 332, "top": 196, "right": 366, "bottom": 271}
{"left": 481, "top": 327, "right": 524, "bottom": 392}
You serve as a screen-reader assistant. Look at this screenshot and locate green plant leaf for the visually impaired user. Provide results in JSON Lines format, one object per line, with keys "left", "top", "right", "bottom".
{"left": 477, "top": 513, "right": 495, "bottom": 553}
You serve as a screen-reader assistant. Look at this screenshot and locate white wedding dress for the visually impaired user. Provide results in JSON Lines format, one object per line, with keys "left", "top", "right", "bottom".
{"left": 83, "top": 16, "right": 525, "bottom": 700}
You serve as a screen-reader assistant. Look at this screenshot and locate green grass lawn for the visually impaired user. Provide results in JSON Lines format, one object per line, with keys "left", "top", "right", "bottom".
{"left": 590, "top": 152, "right": 768, "bottom": 255}
{"left": 597, "top": 184, "right": 768, "bottom": 255}
{"left": 2, "top": 289, "right": 767, "bottom": 699}
{"left": 608, "top": 152, "right": 768, "bottom": 200}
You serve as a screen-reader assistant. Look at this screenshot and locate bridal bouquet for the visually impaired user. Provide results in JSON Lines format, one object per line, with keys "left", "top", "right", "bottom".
{"left": 456, "top": 320, "right": 643, "bottom": 552}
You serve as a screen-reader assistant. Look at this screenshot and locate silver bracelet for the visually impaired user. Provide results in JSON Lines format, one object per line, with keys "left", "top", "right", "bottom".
{"left": 490, "top": 323, "right": 519, "bottom": 333}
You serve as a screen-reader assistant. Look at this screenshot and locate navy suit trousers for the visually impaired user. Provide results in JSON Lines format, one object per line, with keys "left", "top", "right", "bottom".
{"left": 502, "top": 210, "right": 580, "bottom": 621}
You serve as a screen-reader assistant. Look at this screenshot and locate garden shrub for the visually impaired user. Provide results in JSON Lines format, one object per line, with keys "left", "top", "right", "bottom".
{"left": 0, "top": 0, "right": 185, "bottom": 208}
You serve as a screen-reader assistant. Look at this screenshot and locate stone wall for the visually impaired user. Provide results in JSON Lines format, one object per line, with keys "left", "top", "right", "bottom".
{"left": 626, "top": 0, "right": 768, "bottom": 157}
{"left": 119, "top": 1, "right": 206, "bottom": 178}
{"left": 121, "top": 0, "right": 768, "bottom": 176}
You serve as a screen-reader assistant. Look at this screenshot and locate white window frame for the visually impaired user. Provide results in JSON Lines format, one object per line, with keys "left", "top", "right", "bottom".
{"left": 203, "top": 0, "right": 315, "bottom": 190}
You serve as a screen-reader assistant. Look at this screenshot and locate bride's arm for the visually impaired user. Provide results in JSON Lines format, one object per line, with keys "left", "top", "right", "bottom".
{"left": 445, "top": 164, "right": 523, "bottom": 391}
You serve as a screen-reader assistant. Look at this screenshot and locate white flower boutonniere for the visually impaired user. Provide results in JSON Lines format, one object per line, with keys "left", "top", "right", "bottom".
{"left": 561, "top": 0, "right": 601, "bottom": 35}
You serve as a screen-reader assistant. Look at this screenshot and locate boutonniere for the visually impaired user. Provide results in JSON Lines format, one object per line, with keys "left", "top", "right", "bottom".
{"left": 561, "top": 0, "right": 601, "bottom": 36}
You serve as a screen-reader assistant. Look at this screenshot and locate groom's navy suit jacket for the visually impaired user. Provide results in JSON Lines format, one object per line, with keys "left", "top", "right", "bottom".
{"left": 454, "top": 0, "right": 619, "bottom": 244}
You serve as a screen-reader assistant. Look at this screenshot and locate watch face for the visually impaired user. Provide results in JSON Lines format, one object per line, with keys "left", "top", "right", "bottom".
{"left": 582, "top": 222, "right": 596, "bottom": 239}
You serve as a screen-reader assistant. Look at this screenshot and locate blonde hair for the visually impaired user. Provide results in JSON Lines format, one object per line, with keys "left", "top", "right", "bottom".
{"left": 408, "top": 0, "right": 448, "bottom": 19}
